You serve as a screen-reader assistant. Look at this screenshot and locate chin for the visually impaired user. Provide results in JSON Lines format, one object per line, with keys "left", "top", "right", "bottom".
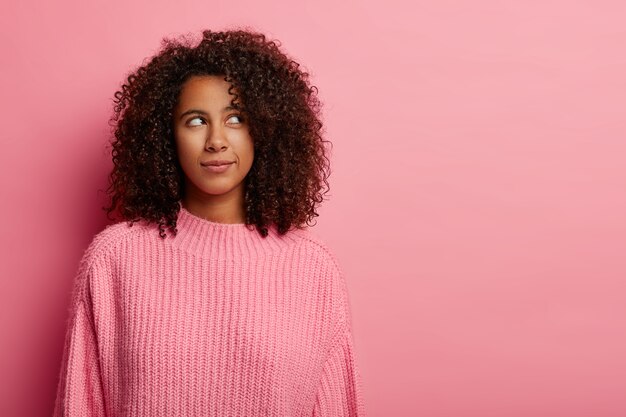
{"left": 201, "top": 188, "right": 237, "bottom": 196}
{"left": 184, "top": 173, "right": 246, "bottom": 196}
{"left": 197, "top": 181, "right": 244, "bottom": 196}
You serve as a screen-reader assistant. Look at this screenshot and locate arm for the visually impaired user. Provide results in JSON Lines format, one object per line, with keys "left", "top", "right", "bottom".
{"left": 53, "top": 262, "right": 107, "bottom": 416}
{"left": 312, "top": 251, "right": 367, "bottom": 417}
{"left": 312, "top": 324, "right": 367, "bottom": 417}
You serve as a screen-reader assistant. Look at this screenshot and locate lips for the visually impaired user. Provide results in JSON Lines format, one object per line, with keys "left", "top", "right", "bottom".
{"left": 201, "top": 160, "right": 235, "bottom": 167}
{"left": 200, "top": 159, "right": 235, "bottom": 174}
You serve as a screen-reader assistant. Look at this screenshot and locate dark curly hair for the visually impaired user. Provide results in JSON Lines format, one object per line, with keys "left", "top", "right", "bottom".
{"left": 102, "top": 27, "right": 331, "bottom": 238}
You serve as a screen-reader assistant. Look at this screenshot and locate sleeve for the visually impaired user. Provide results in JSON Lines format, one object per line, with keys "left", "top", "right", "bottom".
{"left": 53, "top": 260, "right": 107, "bottom": 416}
{"left": 312, "top": 325, "right": 367, "bottom": 417}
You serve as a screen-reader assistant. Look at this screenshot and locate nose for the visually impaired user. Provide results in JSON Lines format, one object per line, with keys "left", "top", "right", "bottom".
{"left": 205, "top": 126, "right": 228, "bottom": 151}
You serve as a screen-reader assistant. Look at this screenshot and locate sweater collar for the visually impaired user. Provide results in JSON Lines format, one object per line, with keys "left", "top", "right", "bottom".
{"left": 166, "top": 200, "right": 302, "bottom": 258}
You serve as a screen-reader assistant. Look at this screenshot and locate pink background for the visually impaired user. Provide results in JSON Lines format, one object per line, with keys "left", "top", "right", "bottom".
{"left": 1, "top": 1, "right": 625, "bottom": 416}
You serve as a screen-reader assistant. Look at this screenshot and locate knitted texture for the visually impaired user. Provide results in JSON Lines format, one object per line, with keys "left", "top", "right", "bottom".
{"left": 53, "top": 202, "right": 366, "bottom": 416}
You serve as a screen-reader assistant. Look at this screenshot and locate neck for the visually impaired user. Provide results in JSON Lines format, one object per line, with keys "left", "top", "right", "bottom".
{"left": 181, "top": 188, "right": 246, "bottom": 225}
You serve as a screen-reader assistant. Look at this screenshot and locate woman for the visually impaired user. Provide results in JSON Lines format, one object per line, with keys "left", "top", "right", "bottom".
{"left": 54, "top": 28, "right": 366, "bottom": 416}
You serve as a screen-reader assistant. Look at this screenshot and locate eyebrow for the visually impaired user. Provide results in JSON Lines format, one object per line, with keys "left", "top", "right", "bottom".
{"left": 178, "top": 106, "right": 238, "bottom": 120}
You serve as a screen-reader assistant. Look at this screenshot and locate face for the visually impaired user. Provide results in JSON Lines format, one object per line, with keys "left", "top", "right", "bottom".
{"left": 172, "top": 75, "right": 254, "bottom": 206}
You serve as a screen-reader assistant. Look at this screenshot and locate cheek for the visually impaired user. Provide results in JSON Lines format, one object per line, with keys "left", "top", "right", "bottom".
{"left": 174, "top": 139, "right": 186, "bottom": 159}
{"left": 175, "top": 143, "right": 197, "bottom": 172}
{"left": 240, "top": 146, "right": 254, "bottom": 171}
{"left": 244, "top": 141, "right": 254, "bottom": 158}
{"left": 240, "top": 135, "right": 255, "bottom": 163}
{"left": 175, "top": 133, "right": 202, "bottom": 161}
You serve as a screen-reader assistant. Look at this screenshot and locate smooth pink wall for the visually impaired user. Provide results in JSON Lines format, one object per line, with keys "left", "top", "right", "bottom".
{"left": 1, "top": 1, "right": 625, "bottom": 416}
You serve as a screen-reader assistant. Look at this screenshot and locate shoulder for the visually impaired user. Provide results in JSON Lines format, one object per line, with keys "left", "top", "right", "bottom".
{"left": 76, "top": 219, "right": 155, "bottom": 278}
{"left": 70, "top": 219, "right": 159, "bottom": 304}
{"left": 288, "top": 227, "right": 344, "bottom": 275}
{"left": 288, "top": 228, "right": 352, "bottom": 325}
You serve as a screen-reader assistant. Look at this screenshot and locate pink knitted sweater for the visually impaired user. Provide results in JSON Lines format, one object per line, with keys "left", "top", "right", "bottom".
{"left": 53, "top": 202, "right": 366, "bottom": 416}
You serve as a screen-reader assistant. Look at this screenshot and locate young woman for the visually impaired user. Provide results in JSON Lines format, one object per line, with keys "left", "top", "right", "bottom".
{"left": 54, "top": 28, "right": 366, "bottom": 416}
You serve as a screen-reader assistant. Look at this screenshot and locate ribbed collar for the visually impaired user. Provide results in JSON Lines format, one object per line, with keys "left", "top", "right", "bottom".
{"left": 166, "top": 201, "right": 303, "bottom": 259}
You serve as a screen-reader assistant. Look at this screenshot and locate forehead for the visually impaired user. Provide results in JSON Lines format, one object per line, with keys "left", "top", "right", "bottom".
{"left": 175, "top": 75, "right": 239, "bottom": 109}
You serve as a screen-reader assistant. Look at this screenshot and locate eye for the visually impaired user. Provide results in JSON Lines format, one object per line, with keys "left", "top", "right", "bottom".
{"left": 187, "top": 117, "right": 205, "bottom": 127}
{"left": 227, "top": 115, "right": 244, "bottom": 124}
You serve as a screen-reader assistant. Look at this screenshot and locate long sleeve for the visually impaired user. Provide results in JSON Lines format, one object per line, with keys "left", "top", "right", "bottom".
{"left": 53, "top": 263, "right": 107, "bottom": 416}
{"left": 312, "top": 325, "right": 367, "bottom": 417}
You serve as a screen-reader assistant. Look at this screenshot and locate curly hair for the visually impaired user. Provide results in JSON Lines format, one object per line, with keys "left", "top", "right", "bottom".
{"left": 102, "top": 27, "right": 331, "bottom": 238}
